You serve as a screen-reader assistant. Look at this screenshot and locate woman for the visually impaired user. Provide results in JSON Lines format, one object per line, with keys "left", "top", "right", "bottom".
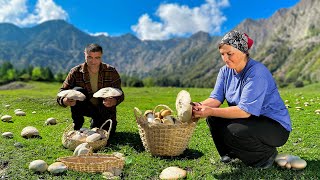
{"left": 192, "top": 30, "right": 291, "bottom": 168}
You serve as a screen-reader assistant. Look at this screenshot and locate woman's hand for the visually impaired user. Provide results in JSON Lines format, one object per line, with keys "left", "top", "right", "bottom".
{"left": 63, "top": 98, "right": 76, "bottom": 106}
{"left": 103, "top": 97, "right": 117, "bottom": 107}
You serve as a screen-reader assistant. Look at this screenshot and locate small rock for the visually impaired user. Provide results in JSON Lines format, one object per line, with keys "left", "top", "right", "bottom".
{"left": 47, "top": 162, "right": 68, "bottom": 174}
{"left": 102, "top": 171, "right": 116, "bottom": 179}
{"left": 14, "top": 142, "right": 23, "bottom": 148}
{"left": 2, "top": 132, "right": 13, "bottom": 138}
{"left": 159, "top": 166, "right": 187, "bottom": 180}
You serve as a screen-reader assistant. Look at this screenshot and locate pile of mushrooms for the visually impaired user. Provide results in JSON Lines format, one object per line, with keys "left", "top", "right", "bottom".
{"left": 275, "top": 154, "right": 307, "bottom": 170}
{"left": 141, "top": 90, "right": 194, "bottom": 125}
{"left": 66, "top": 127, "right": 107, "bottom": 143}
{"left": 144, "top": 109, "right": 177, "bottom": 125}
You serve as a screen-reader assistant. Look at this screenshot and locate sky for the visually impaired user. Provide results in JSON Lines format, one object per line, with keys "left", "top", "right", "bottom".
{"left": 0, "top": 0, "right": 300, "bottom": 40}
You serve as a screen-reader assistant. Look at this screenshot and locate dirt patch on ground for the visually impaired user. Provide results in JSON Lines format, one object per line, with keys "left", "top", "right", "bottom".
{"left": 0, "top": 160, "right": 9, "bottom": 176}
{"left": 0, "top": 81, "right": 33, "bottom": 90}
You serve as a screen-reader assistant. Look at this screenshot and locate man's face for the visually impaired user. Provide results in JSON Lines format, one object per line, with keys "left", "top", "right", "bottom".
{"left": 85, "top": 51, "right": 102, "bottom": 68}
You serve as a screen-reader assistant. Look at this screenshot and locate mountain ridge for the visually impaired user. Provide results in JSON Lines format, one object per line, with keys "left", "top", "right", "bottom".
{"left": 0, "top": 0, "right": 319, "bottom": 87}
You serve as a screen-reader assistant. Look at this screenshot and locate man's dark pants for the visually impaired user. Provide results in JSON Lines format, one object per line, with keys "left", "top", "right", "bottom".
{"left": 70, "top": 87, "right": 117, "bottom": 138}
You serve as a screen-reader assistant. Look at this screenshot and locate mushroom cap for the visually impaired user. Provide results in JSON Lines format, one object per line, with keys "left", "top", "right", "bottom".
{"left": 159, "top": 166, "right": 187, "bottom": 180}
{"left": 144, "top": 110, "right": 153, "bottom": 117}
{"left": 47, "top": 162, "right": 68, "bottom": 174}
{"left": 1, "top": 115, "right": 12, "bottom": 122}
{"left": 291, "top": 159, "right": 307, "bottom": 170}
{"left": 175, "top": 90, "right": 192, "bottom": 122}
{"left": 276, "top": 159, "right": 287, "bottom": 167}
{"left": 160, "top": 109, "right": 172, "bottom": 117}
{"left": 93, "top": 87, "right": 122, "bottom": 98}
{"left": 21, "top": 126, "right": 39, "bottom": 138}
{"left": 29, "top": 160, "right": 48, "bottom": 173}
{"left": 57, "top": 90, "right": 86, "bottom": 101}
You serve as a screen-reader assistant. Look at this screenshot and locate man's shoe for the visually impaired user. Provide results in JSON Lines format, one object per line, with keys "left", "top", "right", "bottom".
{"left": 220, "top": 155, "right": 232, "bottom": 163}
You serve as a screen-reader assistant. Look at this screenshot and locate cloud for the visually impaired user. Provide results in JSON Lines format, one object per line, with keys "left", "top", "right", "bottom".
{"left": 89, "top": 32, "right": 109, "bottom": 37}
{"left": 131, "top": 0, "right": 229, "bottom": 40}
{"left": 0, "top": 0, "right": 68, "bottom": 27}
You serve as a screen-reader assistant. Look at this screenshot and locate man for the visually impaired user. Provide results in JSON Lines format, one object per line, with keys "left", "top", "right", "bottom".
{"left": 57, "top": 43, "right": 124, "bottom": 138}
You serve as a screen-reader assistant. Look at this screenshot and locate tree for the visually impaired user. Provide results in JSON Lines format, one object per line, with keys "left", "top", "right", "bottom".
{"left": 31, "top": 67, "right": 43, "bottom": 81}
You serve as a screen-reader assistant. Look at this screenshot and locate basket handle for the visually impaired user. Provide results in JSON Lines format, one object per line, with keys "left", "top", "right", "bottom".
{"left": 63, "top": 123, "right": 75, "bottom": 138}
{"left": 99, "top": 119, "right": 113, "bottom": 134}
{"left": 133, "top": 107, "right": 143, "bottom": 120}
{"left": 153, "top": 104, "right": 173, "bottom": 114}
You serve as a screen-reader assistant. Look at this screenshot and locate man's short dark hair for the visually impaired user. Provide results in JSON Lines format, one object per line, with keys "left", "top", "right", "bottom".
{"left": 85, "top": 43, "right": 103, "bottom": 54}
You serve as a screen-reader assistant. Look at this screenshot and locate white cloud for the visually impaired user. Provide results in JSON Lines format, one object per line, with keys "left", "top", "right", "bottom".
{"left": 0, "top": 0, "right": 68, "bottom": 27}
{"left": 132, "top": 0, "right": 229, "bottom": 40}
{"left": 89, "top": 32, "right": 109, "bottom": 37}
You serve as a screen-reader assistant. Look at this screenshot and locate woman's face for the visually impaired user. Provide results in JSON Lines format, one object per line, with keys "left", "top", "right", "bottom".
{"left": 219, "top": 44, "right": 247, "bottom": 73}
{"left": 85, "top": 51, "right": 102, "bottom": 69}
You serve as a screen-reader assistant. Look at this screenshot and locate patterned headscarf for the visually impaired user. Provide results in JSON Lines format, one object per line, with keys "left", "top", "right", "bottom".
{"left": 219, "top": 30, "right": 254, "bottom": 54}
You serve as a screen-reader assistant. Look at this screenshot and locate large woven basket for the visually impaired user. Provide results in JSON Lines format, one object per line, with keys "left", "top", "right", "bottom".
{"left": 62, "top": 119, "right": 112, "bottom": 151}
{"left": 57, "top": 153, "right": 124, "bottom": 173}
{"left": 134, "top": 105, "right": 197, "bottom": 156}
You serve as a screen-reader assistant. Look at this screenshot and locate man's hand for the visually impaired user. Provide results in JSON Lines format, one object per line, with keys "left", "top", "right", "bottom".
{"left": 192, "top": 105, "right": 212, "bottom": 118}
{"left": 103, "top": 97, "right": 117, "bottom": 107}
{"left": 63, "top": 98, "right": 76, "bottom": 106}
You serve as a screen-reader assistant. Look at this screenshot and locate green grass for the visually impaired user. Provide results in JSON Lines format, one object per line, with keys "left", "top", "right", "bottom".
{"left": 1, "top": 81, "right": 320, "bottom": 179}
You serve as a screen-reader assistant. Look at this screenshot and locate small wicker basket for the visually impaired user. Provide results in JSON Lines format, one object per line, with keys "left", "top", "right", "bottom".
{"left": 62, "top": 119, "right": 112, "bottom": 151}
{"left": 57, "top": 153, "right": 124, "bottom": 173}
{"left": 134, "top": 105, "right": 197, "bottom": 156}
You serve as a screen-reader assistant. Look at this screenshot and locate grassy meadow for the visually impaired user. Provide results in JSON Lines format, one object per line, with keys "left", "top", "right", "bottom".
{"left": 0, "top": 81, "right": 320, "bottom": 179}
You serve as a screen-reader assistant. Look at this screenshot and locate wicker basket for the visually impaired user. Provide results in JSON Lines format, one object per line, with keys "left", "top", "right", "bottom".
{"left": 62, "top": 119, "right": 112, "bottom": 151}
{"left": 134, "top": 105, "right": 197, "bottom": 156}
{"left": 57, "top": 153, "right": 124, "bottom": 173}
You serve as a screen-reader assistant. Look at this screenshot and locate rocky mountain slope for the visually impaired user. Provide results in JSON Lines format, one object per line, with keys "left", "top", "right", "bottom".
{"left": 0, "top": 0, "right": 319, "bottom": 87}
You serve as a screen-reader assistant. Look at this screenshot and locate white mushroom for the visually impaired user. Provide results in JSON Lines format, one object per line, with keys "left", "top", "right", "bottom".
{"left": 160, "top": 110, "right": 174, "bottom": 124}
{"left": 86, "top": 133, "right": 101, "bottom": 142}
{"left": 45, "top": 117, "right": 57, "bottom": 125}
{"left": 315, "top": 109, "right": 320, "bottom": 114}
{"left": 14, "top": 109, "right": 22, "bottom": 113}
{"left": 57, "top": 89, "right": 86, "bottom": 101}
{"left": 2, "top": 132, "right": 13, "bottom": 138}
{"left": 73, "top": 143, "right": 90, "bottom": 155}
{"left": 144, "top": 110, "right": 155, "bottom": 123}
{"left": 291, "top": 159, "right": 307, "bottom": 170}
{"left": 15, "top": 111, "right": 26, "bottom": 116}
{"left": 1, "top": 115, "right": 12, "bottom": 122}
{"left": 47, "top": 162, "right": 68, "bottom": 174}
{"left": 93, "top": 87, "right": 123, "bottom": 98}
{"left": 21, "top": 126, "right": 39, "bottom": 138}
{"left": 159, "top": 167, "right": 187, "bottom": 180}
{"left": 29, "top": 160, "right": 48, "bottom": 173}
{"left": 175, "top": 90, "right": 192, "bottom": 123}
{"left": 77, "top": 147, "right": 92, "bottom": 155}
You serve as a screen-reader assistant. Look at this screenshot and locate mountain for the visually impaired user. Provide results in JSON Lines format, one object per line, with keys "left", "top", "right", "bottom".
{"left": 0, "top": 0, "right": 319, "bottom": 87}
